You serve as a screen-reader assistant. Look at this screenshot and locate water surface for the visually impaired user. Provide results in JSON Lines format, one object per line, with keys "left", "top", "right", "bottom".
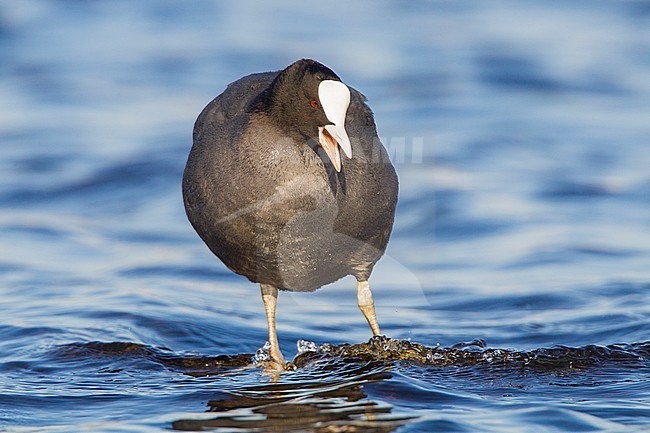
{"left": 1, "top": 1, "right": 649, "bottom": 432}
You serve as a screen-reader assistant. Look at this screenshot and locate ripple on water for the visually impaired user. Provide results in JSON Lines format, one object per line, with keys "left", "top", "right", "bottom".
{"left": 2, "top": 1, "right": 650, "bottom": 431}
{"left": 11, "top": 336, "right": 641, "bottom": 431}
{"left": 42, "top": 336, "right": 650, "bottom": 376}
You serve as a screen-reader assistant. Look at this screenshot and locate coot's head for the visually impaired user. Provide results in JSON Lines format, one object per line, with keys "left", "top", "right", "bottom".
{"left": 256, "top": 59, "right": 352, "bottom": 172}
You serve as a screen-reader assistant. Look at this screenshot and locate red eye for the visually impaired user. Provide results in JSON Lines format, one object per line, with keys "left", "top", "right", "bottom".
{"left": 310, "top": 99, "right": 319, "bottom": 109}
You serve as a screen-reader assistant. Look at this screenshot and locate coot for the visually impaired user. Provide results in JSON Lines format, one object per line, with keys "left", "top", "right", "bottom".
{"left": 183, "top": 59, "right": 398, "bottom": 368}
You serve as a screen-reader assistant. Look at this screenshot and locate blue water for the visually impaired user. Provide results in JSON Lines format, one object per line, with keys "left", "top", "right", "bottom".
{"left": 1, "top": 1, "right": 650, "bottom": 431}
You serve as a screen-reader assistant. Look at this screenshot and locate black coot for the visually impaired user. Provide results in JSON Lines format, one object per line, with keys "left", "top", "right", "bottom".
{"left": 183, "top": 59, "right": 398, "bottom": 369}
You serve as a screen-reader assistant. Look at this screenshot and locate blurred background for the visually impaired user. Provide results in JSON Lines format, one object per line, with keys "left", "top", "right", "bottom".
{"left": 0, "top": 1, "right": 649, "bottom": 431}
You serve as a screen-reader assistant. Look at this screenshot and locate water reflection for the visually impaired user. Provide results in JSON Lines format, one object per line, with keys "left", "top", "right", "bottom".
{"left": 173, "top": 360, "right": 409, "bottom": 432}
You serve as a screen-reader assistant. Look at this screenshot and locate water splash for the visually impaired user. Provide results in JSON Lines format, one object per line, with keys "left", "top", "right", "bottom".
{"left": 296, "top": 339, "right": 318, "bottom": 354}
{"left": 292, "top": 336, "right": 650, "bottom": 371}
{"left": 251, "top": 341, "right": 272, "bottom": 365}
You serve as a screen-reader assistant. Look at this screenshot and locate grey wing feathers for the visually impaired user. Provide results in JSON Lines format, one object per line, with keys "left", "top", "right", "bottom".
{"left": 193, "top": 71, "right": 279, "bottom": 142}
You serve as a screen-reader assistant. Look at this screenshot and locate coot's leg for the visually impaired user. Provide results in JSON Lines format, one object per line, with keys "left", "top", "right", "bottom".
{"left": 357, "top": 280, "right": 381, "bottom": 335}
{"left": 260, "top": 284, "right": 286, "bottom": 368}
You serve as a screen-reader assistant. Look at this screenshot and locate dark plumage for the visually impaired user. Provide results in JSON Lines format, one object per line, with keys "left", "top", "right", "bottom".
{"left": 182, "top": 59, "right": 398, "bottom": 368}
